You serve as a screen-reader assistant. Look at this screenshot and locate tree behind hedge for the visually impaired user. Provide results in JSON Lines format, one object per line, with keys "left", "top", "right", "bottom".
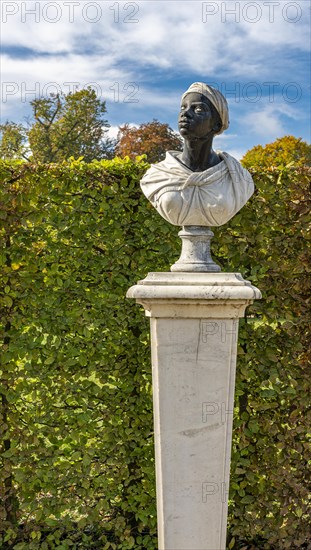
{"left": 0, "top": 155, "right": 310, "bottom": 549}
{"left": 115, "top": 120, "right": 182, "bottom": 163}
{"left": 242, "top": 135, "right": 311, "bottom": 169}
{"left": 0, "top": 89, "right": 114, "bottom": 163}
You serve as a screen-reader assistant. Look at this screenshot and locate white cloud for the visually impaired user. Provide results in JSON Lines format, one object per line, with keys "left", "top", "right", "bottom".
{"left": 240, "top": 101, "right": 303, "bottom": 139}
{"left": 1, "top": 53, "right": 136, "bottom": 113}
{"left": 223, "top": 148, "right": 245, "bottom": 161}
{"left": 240, "top": 0, "right": 310, "bottom": 50}
{"left": 106, "top": 123, "right": 138, "bottom": 140}
{"left": 252, "top": 109, "right": 285, "bottom": 136}
{"left": 106, "top": 125, "right": 120, "bottom": 140}
{"left": 2, "top": 1, "right": 309, "bottom": 73}
{"left": 1, "top": 0, "right": 309, "bottom": 150}
{"left": 214, "top": 135, "right": 245, "bottom": 158}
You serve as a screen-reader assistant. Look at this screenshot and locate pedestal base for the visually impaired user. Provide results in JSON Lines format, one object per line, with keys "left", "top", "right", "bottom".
{"left": 127, "top": 273, "right": 261, "bottom": 550}
{"left": 171, "top": 226, "right": 221, "bottom": 273}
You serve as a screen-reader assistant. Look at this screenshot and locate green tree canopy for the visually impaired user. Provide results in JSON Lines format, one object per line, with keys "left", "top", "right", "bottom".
{"left": 0, "top": 89, "right": 115, "bottom": 163}
{"left": 0, "top": 122, "right": 29, "bottom": 161}
{"left": 242, "top": 135, "right": 311, "bottom": 169}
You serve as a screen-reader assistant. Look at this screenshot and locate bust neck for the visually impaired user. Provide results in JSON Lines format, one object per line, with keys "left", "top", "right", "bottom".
{"left": 180, "top": 136, "right": 221, "bottom": 172}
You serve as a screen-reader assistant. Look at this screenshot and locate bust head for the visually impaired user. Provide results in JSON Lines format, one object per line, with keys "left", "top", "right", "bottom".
{"left": 177, "top": 83, "right": 230, "bottom": 171}
{"left": 140, "top": 81, "right": 254, "bottom": 234}
{"left": 178, "top": 92, "right": 222, "bottom": 140}
{"left": 179, "top": 82, "right": 229, "bottom": 139}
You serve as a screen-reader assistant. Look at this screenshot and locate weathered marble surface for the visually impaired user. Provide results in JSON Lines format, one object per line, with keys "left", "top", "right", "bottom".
{"left": 140, "top": 151, "right": 254, "bottom": 227}
{"left": 127, "top": 273, "right": 261, "bottom": 550}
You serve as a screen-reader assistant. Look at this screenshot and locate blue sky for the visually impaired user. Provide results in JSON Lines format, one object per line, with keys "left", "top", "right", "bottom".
{"left": 1, "top": 0, "right": 310, "bottom": 158}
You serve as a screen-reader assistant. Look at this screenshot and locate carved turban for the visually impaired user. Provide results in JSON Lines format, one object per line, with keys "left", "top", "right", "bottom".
{"left": 181, "top": 82, "right": 229, "bottom": 135}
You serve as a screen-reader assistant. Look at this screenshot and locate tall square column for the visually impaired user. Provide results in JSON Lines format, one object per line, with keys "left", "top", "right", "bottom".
{"left": 127, "top": 272, "right": 261, "bottom": 550}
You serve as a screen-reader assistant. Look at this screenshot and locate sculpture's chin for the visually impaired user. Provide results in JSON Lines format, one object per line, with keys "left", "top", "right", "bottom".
{"left": 179, "top": 127, "right": 192, "bottom": 137}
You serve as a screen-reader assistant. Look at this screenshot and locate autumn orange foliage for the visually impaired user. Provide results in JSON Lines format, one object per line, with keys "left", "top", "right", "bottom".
{"left": 115, "top": 119, "right": 183, "bottom": 163}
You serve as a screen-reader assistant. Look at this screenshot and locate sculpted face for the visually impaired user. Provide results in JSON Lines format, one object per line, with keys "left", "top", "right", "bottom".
{"left": 178, "top": 92, "right": 221, "bottom": 139}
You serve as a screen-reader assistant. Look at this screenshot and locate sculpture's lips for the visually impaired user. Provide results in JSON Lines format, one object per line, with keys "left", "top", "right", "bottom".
{"left": 179, "top": 121, "right": 190, "bottom": 127}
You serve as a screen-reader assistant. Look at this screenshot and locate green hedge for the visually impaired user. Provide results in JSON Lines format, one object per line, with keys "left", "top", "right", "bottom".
{"left": 0, "top": 157, "right": 310, "bottom": 549}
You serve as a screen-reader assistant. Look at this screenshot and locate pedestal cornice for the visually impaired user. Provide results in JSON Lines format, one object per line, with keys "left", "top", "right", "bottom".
{"left": 127, "top": 272, "right": 261, "bottom": 318}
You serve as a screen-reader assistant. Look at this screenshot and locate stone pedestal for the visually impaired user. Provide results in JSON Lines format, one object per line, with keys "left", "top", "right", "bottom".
{"left": 127, "top": 272, "right": 261, "bottom": 550}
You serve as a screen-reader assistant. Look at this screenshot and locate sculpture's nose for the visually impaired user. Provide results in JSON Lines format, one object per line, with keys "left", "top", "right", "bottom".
{"left": 179, "top": 108, "right": 192, "bottom": 120}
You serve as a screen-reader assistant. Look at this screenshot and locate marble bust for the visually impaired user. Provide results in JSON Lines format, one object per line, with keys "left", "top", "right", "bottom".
{"left": 140, "top": 82, "right": 254, "bottom": 227}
